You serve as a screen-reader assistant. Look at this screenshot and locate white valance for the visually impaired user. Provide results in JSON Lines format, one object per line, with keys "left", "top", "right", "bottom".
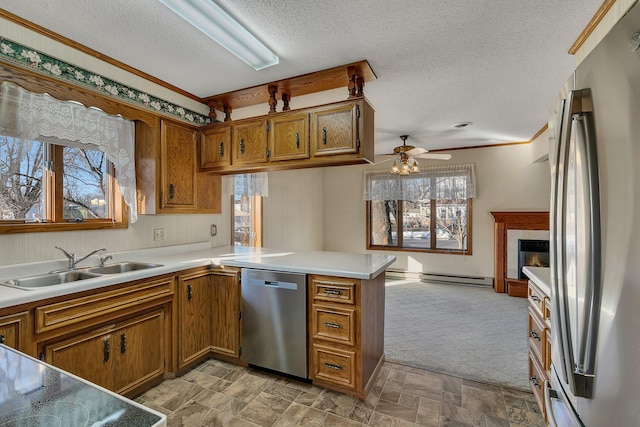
{"left": 232, "top": 173, "right": 269, "bottom": 197}
{"left": 363, "top": 163, "right": 476, "bottom": 201}
{"left": 0, "top": 81, "right": 137, "bottom": 222}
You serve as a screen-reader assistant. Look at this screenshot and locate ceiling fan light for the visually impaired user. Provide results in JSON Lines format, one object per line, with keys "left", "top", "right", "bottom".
{"left": 390, "top": 161, "right": 400, "bottom": 174}
{"left": 410, "top": 160, "right": 420, "bottom": 173}
{"left": 400, "top": 161, "right": 410, "bottom": 175}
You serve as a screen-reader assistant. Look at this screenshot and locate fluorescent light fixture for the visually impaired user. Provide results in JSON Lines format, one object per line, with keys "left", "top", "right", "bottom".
{"left": 158, "top": 0, "right": 279, "bottom": 70}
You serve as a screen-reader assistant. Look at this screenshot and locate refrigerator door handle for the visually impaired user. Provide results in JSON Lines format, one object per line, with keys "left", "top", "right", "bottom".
{"left": 570, "top": 89, "right": 602, "bottom": 398}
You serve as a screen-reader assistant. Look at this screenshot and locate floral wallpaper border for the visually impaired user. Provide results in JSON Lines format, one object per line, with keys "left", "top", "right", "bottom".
{"left": 0, "top": 37, "right": 209, "bottom": 125}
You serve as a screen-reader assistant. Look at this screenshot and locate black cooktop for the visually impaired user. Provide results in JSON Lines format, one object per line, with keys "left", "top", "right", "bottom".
{"left": 0, "top": 345, "right": 164, "bottom": 426}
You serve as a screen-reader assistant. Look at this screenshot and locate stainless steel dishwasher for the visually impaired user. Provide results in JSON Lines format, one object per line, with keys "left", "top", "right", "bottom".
{"left": 241, "top": 268, "right": 307, "bottom": 378}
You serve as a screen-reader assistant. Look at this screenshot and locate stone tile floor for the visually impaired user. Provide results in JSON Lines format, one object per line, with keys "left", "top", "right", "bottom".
{"left": 136, "top": 358, "right": 545, "bottom": 427}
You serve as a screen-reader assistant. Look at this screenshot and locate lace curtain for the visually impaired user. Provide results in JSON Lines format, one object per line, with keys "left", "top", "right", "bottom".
{"left": 0, "top": 81, "right": 137, "bottom": 222}
{"left": 363, "top": 163, "right": 476, "bottom": 201}
{"left": 231, "top": 173, "right": 269, "bottom": 197}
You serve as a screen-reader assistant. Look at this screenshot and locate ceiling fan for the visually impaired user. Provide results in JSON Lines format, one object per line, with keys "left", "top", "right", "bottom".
{"left": 375, "top": 135, "right": 451, "bottom": 174}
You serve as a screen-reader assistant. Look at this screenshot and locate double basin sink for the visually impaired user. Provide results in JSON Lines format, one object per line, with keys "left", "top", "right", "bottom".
{"left": 0, "top": 262, "right": 163, "bottom": 291}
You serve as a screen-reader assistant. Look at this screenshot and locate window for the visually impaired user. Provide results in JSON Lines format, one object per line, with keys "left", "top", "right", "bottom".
{"left": 0, "top": 81, "right": 136, "bottom": 233}
{"left": 0, "top": 136, "right": 125, "bottom": 231}
{"left": 231, "top": 173, "right": 267, "bottom": 247}
{"left": 365, "top": 164, "right": 475, "bottom": 254}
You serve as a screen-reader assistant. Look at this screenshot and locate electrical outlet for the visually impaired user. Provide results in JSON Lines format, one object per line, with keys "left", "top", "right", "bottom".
{"left": 210, "top": 224, "right": 217, "bottom": 237}
{"left": 153, "top": 228, "right": 165, "bottom": 241}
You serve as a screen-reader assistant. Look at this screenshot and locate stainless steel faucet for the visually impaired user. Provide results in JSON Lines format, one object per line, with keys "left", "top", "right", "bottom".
{"left": 55, "top": 246, "right": 107, "bottom": 269}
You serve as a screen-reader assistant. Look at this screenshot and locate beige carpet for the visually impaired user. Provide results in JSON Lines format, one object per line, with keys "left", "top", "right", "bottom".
{"left": 384, "top": 279, "right": 530, "bottom": 390}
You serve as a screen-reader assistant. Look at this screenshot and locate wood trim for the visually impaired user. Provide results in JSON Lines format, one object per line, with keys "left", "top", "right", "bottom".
{"left": 568, "top": 0, "right": 618, "bottom": 55}
{"left": 0, "top": 9, "right": 202, "bottom": 103}
{"left": 204, "top": 60, "right": 376, "bottom": 112}
{"left": 489, "top": 211, "right": 549, "bottom": 293}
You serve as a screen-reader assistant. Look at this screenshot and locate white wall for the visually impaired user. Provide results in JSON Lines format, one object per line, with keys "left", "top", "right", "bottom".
{"left": 263, "top": 169, "right": 324, "bottom": 251}
{"left": 322, "top": 143, "right": 551, "bottom": 279}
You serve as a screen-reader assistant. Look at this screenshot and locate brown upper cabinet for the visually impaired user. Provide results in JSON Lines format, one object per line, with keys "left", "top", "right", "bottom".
{"left": 232, "top": 119, "right": 269, "bottom": 165}
{"left": 198, "top": 98, "right": 374, "bottom": 174}
{"left": 269, "top": 111, "right": 310, "bottom": 162}
{"left": 200, "top": 126, "right": 231, "bottom": 169}
{"left": 136, "top": 118, "right": 221, "bottom": 214}
{"left": 311, "top": 102, "right": 360, "bottom": 157}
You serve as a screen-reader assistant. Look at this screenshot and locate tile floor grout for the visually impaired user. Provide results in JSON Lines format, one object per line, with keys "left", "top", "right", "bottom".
{"left": 136, "top": 358, "right": 545, "bottom": 427}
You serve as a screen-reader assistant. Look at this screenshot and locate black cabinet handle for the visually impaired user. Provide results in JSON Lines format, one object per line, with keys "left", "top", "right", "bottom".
{"left": 531, "top": 295, "right": 541, "bottom": 302}
{"left": 530, "top": 376, "right": 540, "bottom": 388}
{"left": 322, "top": 127, "right": 327, "bottom": 145}
{"left": 529, "top": 330, "right": 540, "bottom": 341}
{"left": 169, "top": 183, "right": 175, "bottom": 199}
{"left": 219, "top": 142, "right": 224, "bottom": 157}
{"left": 103, "top": 339, "right": 110, "bottom": 363}
{"left": 0, "top": 334, "right": 4, "bottom": 344}
{"left": 240, "top": 138, "right": 245, "bottom": 154}
{"left": 187, "top": 284, "right": 193, "bottom": 301}
{"left": 296, "top": 131, "right": 300, "bottom": 148}
{"left": 120, "top": 333, "right": 127, "bottom": 355}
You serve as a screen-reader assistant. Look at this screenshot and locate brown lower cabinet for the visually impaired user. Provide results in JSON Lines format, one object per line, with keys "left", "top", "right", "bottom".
{"left": 44, "top": 309, "right": 165, "bottom": 394}
{"left": 528, "top": 280, "right": 551, "bottom": 422}
{"left": 308, "top": 273, "right": 385, "bottom": 398}
{"left": 177, "top": 267, "right": 241, "bottom": 371}
{"left": 0, "top": 311, "right": 29, "bottom": 351}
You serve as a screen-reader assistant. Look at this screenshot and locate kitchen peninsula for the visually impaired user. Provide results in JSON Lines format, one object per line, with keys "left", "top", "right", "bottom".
{"left": 0, "top": 244, "right": 395, "bottom": 399}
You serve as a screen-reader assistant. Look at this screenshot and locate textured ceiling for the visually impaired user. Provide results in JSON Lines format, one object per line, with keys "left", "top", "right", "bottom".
{"left": 0, "top": 0, "right": 604, "bottom": 154}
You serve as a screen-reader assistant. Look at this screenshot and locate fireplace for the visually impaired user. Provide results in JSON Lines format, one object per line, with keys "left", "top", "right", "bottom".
{"left": 517, "top": 239, "right": 549, "bottom": 279}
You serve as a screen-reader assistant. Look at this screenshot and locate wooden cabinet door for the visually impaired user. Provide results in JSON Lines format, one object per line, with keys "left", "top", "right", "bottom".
{"left": 232, "top": 120, "right": 268, "bottom": 165}
{"left": 114, "top": 310, "right": 165, "bottom": 394}
{"left": 0, "top": 311, "right": 29, "bottom": 351}
{"left": 161, "top": 120, "right": 198, "bottom": 209}
{"left": 211, "top": 270, "right": 240, "bottom": 358}
{"left": 178, "top": 271, "right": 213, "bottom": 368}
{"left": 200, "top": 125, "right": 231, "bottom": 170}
{"left": 311, "top": 102, "right": 359, "bottom": 156}
{"left": 269, "top": 113, "right": 309, "bottom": 161}
{"left": 46, "top": 328, "right": 116, "bottom": 390}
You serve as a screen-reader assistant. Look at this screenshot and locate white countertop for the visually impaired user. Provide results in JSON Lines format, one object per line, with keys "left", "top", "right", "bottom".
{"left": 522, "top": 266, "right": 551, "bottom": 296}
{"left": 0, "top": 244, "right": 396, "bottom": 309}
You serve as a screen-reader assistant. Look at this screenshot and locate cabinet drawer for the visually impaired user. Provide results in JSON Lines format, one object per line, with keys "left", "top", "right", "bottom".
{"left": 311, "top": 276, "right": 356, "bottom": 305}
{"left": 528, "top": 306, "right": 546, "bottom": 361}
{"left": 312, "top": 344, "right": 356, "bottom": 389}
{"left": 312, "top": 305, "right": 355, "bottom": 346}
{"left": 528, "top": 350, "right": 547, "bottom": 418}
{"left": 528, "top": 281, "right": 545, "bottom": 315}
{"left": 36, "top": 277, "right": 174, "bottom": 334}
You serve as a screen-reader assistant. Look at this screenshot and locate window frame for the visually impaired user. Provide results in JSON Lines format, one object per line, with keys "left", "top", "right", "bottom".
{"left": 366, "top": 198, "right": 472, "bottom": 255}
{"left": 0, "top": 142, "right": 127, "bottom": 234}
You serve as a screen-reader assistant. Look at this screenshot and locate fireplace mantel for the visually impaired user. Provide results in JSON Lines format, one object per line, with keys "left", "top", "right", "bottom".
{"left": 490, "top": 211, "right": 549, "bottom": 294}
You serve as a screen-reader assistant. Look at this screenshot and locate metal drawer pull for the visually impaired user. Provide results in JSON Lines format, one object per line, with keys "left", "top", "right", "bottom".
{"left": 219, "top": 142, "right": 224, "bottom": 156}
{"left": 530, "top": 330, "right": 541, "bottom": 341}
{"left": 322, "top": 127, "right": 327, "bottom": 144}
{"left": 323, "top": 289, "right": 342, "bottom": 295}
{"left": 239, "top": 138, "right": 245, "bottom": 154}
{"left": 531, "top": 295, "right": 541, "bottom": 302}
{"left": 323, "top": 322, "right": 343, "bottom": 329}
{"left": 325, "top": 362, "right": 343, "bottom": 371}
{"left": 530, "top": 376, "right": 540, "bottom": 388}
{"left": 120, "top": 333, "right": 127, "bottom": 355}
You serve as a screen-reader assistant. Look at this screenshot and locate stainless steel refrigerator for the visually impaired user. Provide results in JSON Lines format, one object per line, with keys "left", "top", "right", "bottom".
{"left": 546, "top": 2, "right": 640, "bottom": 425}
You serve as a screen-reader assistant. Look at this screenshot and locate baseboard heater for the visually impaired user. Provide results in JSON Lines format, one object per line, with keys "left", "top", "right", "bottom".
{"left": 385, "top": 269, "right": 493, "bottom": 287}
